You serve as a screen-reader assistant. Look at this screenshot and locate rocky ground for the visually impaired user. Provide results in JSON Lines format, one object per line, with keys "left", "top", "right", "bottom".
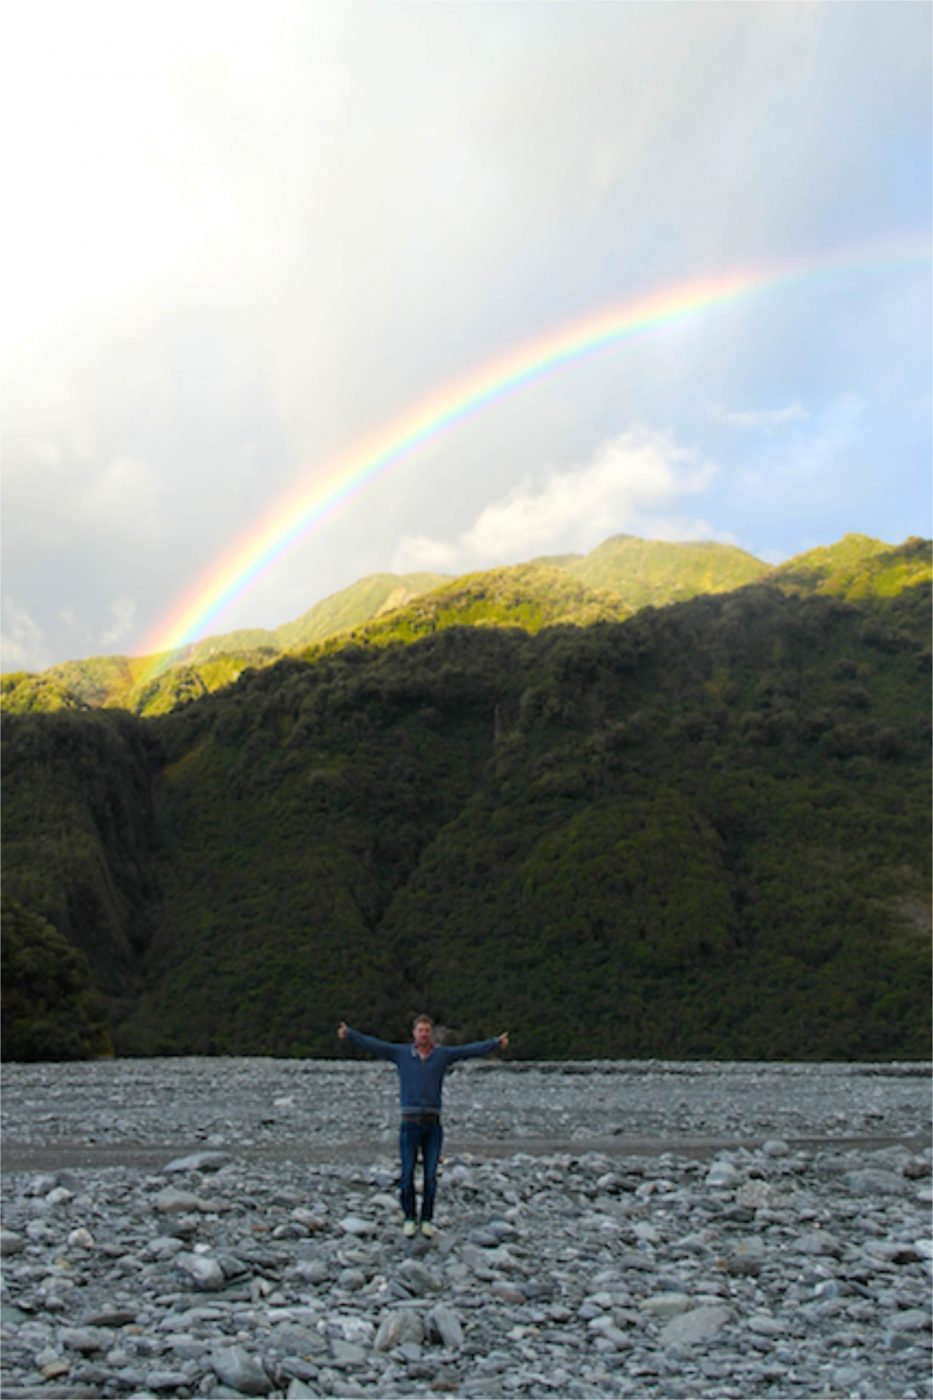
{"left": 1, "top": 1057, "right": 930, "bottom": 1399}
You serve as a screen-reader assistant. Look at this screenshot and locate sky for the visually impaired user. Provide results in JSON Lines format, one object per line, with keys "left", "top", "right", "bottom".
{"left": 2, "top": 1, "right": 930, "bottom": 672}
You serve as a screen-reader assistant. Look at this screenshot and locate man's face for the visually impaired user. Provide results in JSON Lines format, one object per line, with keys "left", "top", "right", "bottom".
{"left": 413, "top": 1019, "right": 433, "bottom": 1049}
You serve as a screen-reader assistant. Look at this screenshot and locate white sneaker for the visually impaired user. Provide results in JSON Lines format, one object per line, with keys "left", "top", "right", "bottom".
{"left": 403, "top": 1219, "right": 417, "bottom": 1237}
{"left": 420, "top": 1221, "right": 436, "bottom": 1238}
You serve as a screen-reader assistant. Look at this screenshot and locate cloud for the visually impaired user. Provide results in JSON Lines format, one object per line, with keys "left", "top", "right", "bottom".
{"left": 710, "top": 402, "right": 807, "bottom": 428}
{"left": 100, "top": 597, "right": 137, "bottom": 647}
{"left": 395, "top": 426, "right": 719, "bottom": 573}
{"left": 1, "top": 5, "right": 928, "bottom": 666}
{"left": 1, "top": 598, "right": 49, "bottom": 672}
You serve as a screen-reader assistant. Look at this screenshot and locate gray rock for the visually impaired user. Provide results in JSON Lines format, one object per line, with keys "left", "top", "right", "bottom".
{"left": 659, "top": 1304, "right": 732, "bottom": 1347}
{"left": 374, "top": 1309, "right": 424, "bottom": 1351}
{"left": 338, "top": 1214, "right": 374, "bottom": 1236}
{"left": 59, "top": 1327, "right": 110, "bottom": 1353}
{"left": 396, "top": 1259, "right": 441, "bottom": 1295}
{"left": 145, "top": 1368, "right": 192, "bottom": 1390}
{"left": 211, "top": 1344, "right": 273, "bottom": 1395}
{"left": 705, "top": 1161, "right": 739, "bottom": 1189}
{"left": 887, "top": 1308, "right": 932, "bottom": 1332}
{"left": 330, "top": 1337, "right": 367, "bottom": 1363}
{"left": 155, "top": 1186, "right": 224, "bottom": 1214}
{"left": 640, "top": 1292, "right": 692, "bottom": 1318}
{"left": 795, "top": 1229, "right": 843, "bottom": 1257}
{"left": 425, "top": 1302, "right": 464, "bottom": 1349}
{"left": 44, "top": 1187, "right": 74, "bottom": 1207}
{"left": 0, "top": 1230, "right": 26, "bottom": 1256}
{"left": 162, "top": 1152, "right": 231, "bottom": 1174}
{"left": 844, "top": 1168, "right": 908, "bottom": 1196}
{"left": 747, "top": 1313, "right": 787, "bottom": 1336}
{"left": 175, "top": 1252, "right": 227, "bottom": 1291}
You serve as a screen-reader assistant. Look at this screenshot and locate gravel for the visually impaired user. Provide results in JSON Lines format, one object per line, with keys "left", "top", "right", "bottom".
{"left": 1, "top": 1056, "right": 930, "bottom": 1399}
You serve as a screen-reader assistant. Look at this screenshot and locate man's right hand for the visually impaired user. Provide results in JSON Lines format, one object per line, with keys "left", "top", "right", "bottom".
{"left": 337, "top": 1021, "right": 348, "bottom": 1039}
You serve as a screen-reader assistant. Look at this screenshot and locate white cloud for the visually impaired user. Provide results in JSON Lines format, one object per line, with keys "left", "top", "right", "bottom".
{"left": 710, "top": 402, "right": 807, "bottom": 428}
{"left": 395, "top": 426, "right": 719, "bottom": 573}
{"left": 1, "top": 597, "right": 49, "bottom": 672}
{"left": 100, "top": 596, "right": 137, "bottom": 647}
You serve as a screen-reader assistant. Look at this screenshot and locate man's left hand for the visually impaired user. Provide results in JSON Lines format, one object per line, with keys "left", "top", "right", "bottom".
{"left": 498, "top": 1031, "right": 509, "bottom": 1050}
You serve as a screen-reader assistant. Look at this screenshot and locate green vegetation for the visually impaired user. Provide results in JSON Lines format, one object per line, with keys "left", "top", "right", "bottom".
{"left": 273, "top": 571, "right": 451, "bottom": 649}
{"left": 3, "top": 535, "right": 927, "bottom": 720}
{"left": 772, "top": 534, "right": 932, "bottom": 602}
{"left": 2, "top": 547, "right": 929, "bottom": 1061}
{"left": 1, "top": 897, "right": 112, "bottom": 1061}
{"left": 301, "top": 563, "right": 627, "bottom": 657}
{"left": 0, "top": 573, "right": 451, "bottom": 717}
{"left": 562, "top": 534, "right": 769, "bottom": 605}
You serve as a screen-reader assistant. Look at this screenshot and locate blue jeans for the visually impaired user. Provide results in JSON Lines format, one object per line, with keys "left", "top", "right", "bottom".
{"left": 399, "top": 1119, "right": 443, "bottom": 1222}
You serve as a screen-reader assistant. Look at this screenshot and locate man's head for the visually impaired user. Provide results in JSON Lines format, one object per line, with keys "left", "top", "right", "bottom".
{"left": 412, "top": 1014, "right": 434, "bottom": 1049}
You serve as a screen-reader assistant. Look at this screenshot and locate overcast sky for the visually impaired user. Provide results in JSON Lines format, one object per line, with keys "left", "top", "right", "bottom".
{"left": 2, "top": 1, "right": 930, "bottom": 671}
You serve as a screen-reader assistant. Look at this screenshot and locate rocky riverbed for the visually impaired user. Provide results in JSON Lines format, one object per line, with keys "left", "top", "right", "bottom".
{"left": 1, "top": 1058, "right": 930, "bottom": 1399}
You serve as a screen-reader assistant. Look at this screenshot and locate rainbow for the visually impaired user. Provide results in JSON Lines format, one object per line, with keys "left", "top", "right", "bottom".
{"left": 138, "top": 235, "right": 929, "bottom": 674}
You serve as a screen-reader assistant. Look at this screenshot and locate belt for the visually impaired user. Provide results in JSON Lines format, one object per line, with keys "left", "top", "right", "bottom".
{"left": 401, "top": 1110, "right": 441, "bottom": 1124}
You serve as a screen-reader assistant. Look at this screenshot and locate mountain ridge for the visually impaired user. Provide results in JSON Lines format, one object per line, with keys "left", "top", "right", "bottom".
{"left": 1, "top": 533, "right": 928, "bottom": 719}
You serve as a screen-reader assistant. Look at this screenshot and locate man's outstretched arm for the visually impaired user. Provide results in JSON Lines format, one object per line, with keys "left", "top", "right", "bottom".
{"left": 337, "top": 1021, "right": 402, "bottom": 1061}
{"left": 444, "top": 1031, "right": 509, "bottom": 1064}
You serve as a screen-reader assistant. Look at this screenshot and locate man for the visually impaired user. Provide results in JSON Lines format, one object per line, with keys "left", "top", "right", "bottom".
{"left": 338, "top": 1015, "right": 509, "bottom": 1237}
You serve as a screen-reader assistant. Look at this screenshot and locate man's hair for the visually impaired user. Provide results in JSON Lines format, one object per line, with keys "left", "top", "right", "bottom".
{"left": 412, "top": 1014, "right": 434, "bottom": 1029}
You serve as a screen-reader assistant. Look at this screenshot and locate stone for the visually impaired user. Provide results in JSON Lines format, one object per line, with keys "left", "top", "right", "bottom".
{"left": 175, "top": 1252, "right": 227, "bottom": 1291}
{"left": 747, "top": 1313, "right": 787, "bottom": 1336}
{"left": 338, "top": 1214, "right": 374, "bottom": 1236}
{"left": 83, "top": 1308, "right": 138, "bottom": 1327}
{"left": 425, "top": 1303, "right": 464, "bottom": 1350}
{"left": 155, "top": 1187, "right": 224, "bottom": 1214}
{"left": 796, "top": 1229, "right": 843, "bottom": 1257}
{"left": 396, "top": 1259, "right": 441, "bottom": 1295}
{"left": 735, "top": 1180, "right": 771, "bottom": 1209}
{"left": 211, "top": 1344, "right": 273, "bottom": 1395}
{"left": 659, "top": 1305, "right": 732, "bottom": 1348}
{"left": 374, "top": 1308, "right": 424, "bottom": 1351}
{"left": 640, "top": 1293, "right": 692, "bottom": 1318}
{"left": 145, "top": 1368, "right": 192, "bottom": 1390}
{"left": 0, "top": 1230, "right": 26, "bottom": 1256}
{"left": 162, "top": 1152, "right": 231, "bottom": 1174}
{"left": 844, "top": 1169, "right": 908, "bottom": 1196}
{"left": 60, "top": 1327, "right": 110, "bottom": 1353}
{"left": 705, "top": 1161, "right": 739, "bottom": 1189}
{"left": 330, "top": 1337, "right": 367, "bottom": 1363}
{"left": 887, "top": 1309, "right": 932, "bottom": 1333}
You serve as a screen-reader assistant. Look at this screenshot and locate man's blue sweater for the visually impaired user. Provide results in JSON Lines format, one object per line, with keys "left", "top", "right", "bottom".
{"left": 345, "top": 1028, "right": 499, "bottom": 1113}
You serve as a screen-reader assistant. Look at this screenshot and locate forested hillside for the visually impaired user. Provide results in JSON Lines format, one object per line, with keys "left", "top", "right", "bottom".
{"left": 2, "top": 568, "right": 929, "bottom": 1061}
{"left": 0, "top": 534, "right": 834, "bottom": 717}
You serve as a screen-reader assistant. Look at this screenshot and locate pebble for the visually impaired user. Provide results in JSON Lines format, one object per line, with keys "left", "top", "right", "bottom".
{"left": 1, "top": 1057, "right": 930, "bottom": 1398}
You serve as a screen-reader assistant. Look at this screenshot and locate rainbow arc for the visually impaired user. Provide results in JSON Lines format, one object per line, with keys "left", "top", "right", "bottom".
{"left": 138, "top": 235, "right": 929, "bottom": 680}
